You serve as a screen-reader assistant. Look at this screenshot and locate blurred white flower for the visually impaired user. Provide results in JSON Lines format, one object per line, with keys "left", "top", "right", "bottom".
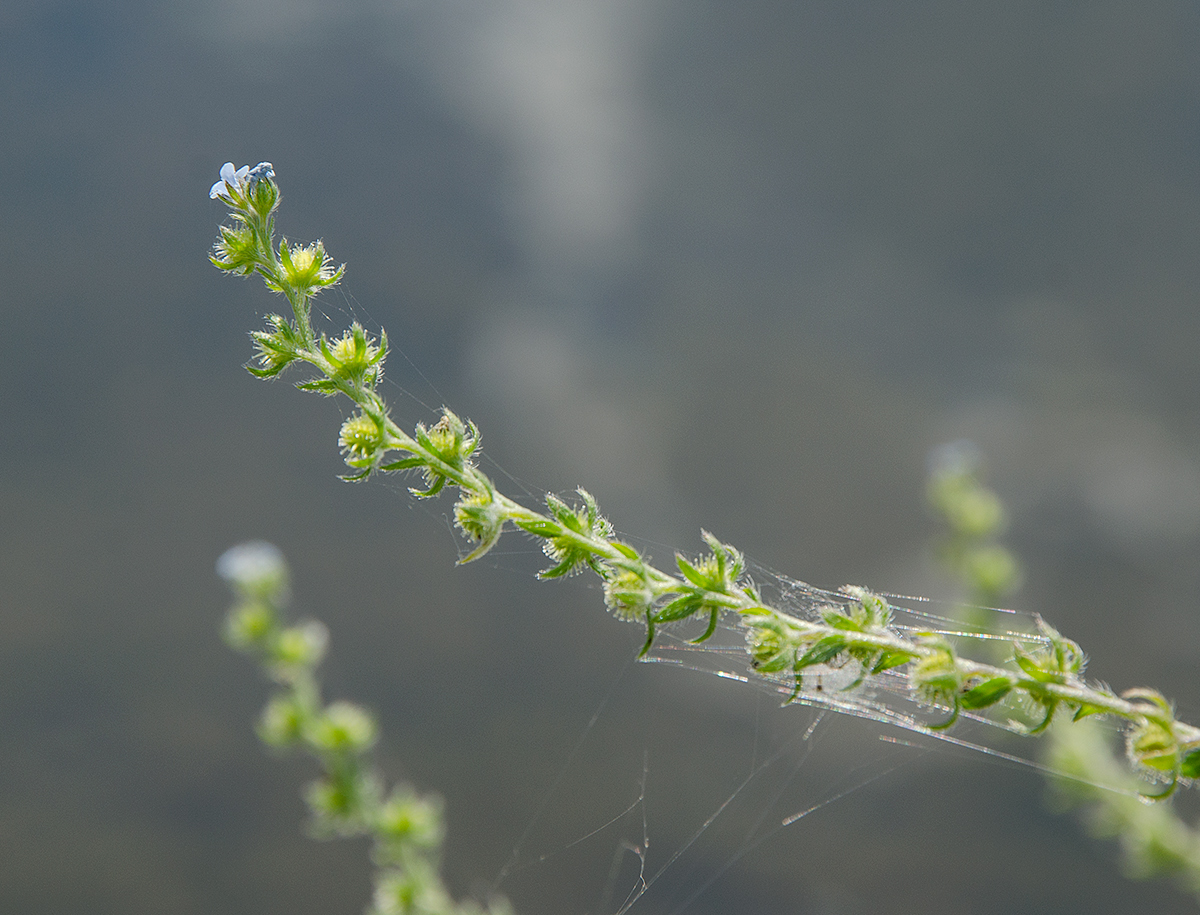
{"left": 216, "top": 540, "right": 287, "bottom": 592}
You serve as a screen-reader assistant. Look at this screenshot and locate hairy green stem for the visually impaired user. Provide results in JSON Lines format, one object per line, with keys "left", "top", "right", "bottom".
{"left": 210, "top": 164, "right": 1200, "bottom": 799}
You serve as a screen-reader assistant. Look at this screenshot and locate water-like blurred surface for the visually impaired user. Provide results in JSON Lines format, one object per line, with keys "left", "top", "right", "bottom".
{"left": 4, "top": 2, "right": 1200, "bottom": 913}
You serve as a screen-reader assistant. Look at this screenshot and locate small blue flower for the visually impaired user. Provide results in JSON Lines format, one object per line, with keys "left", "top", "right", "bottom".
{"left": 209, "top": 161, "right": 275, "bottom": 200}
{"left": 247, "top": 161, "right": 275, "bottom": 183}
{"left": 210, "top": 162, "right": 249, "bottom": 199}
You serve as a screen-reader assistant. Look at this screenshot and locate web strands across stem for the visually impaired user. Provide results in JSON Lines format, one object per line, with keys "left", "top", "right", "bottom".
{"left": 641, "top": 574, "right": 1128, "bottom": 791}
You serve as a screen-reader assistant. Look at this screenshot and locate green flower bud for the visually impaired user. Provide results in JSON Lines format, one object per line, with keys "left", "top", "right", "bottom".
{"left": 454, "top": 490, "right": 507, "bottom": 562}
{"left": 911, "top": 639, "right": 963, "bottom": 726}
{"left": 340, "top": 413, "right": 386, "bottom": 469}
{"left": 1013, "top": 618, "right": 1087, "bottom": 684}
{"left": 271, "top": 620, "right": 329, "bottom": 670}
{"left": 306, "top": 700, "right": 378, "bottom": 755}
{"left": 246, "top": 167, "right": 280, "bottom": 217}
{"left": 1128, "top": 717, "right": 1180, "bottom": 775}
{"left": 249, "top": 316, "right": 303, "bottom": 378}
{"left": 371, "top": 860, "right": 450, "bottom": 915}
{"left": 279, "top": 238, "right": 343, "bottom": 295}
{"left": 746, "top": 623, "right": 792, "bottom": 673}
{"left": 602, "top": 564, "right": 656, "bottom": 622}
{"left": 409, "top": 410, "right": 480, "bottom": 497}
{"left": 304, "top": 769, "right": 379, "bottom": 833}
{"left": 210, "top": 222, "right": 259, "bottom": 275}
{"left": 223, "top": 600, "right": 277, "bottom": 652}
{"left": 375, "top": 786, "right": 445, "bottom": 857}
{"left": 675, "top": 531, "right": 745, "bottom": 596}
{"left": 830, "top": 586, "right": 894, "bottom": 631}
{"left": 324, "top": 323, "right": 385, "bottom": 389}
{"left": 537, "top": 488, "right": 613, "bottom": 578}
{"left": 258, "top": 694, "right": 306, "bottom": 748}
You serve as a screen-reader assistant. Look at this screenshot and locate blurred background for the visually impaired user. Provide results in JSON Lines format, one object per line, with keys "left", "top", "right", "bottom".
{"left": 4, "top": 1, "right": 1200, "bottom": 913}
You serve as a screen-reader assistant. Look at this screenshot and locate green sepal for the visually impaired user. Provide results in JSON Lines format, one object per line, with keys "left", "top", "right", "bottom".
{"left": 379, "top": 456, "right": 424, "bottom": 472}
{"left": 752, "top": 653, "right": 794, "bottom": 674}
{"left": 247, "top": 361, "right": 291, "bottom": 378}
{"left": 514, "top": 518, "right": 563, "bottom": 538}
{"left": 1071, "top": 703, "right": 1109, "bottom": 722}
{"left": 1180, "top": 748, "right": 1200, "bottom": 780}
{"left": 539, "top": 555, "right": 581, "bottom": 580}
{"left": 959, "top": 677, "right": 1013, "bottom": 710}
{"left": 675, "top": 555, "right": 709, "bottom": 589}
{"left": 296, "top": 377, "right": 342, "bottom": 396}
{"left": 409, "top": 476, "right": 446, "bottom": 498}
{"left": 822, "top": 609, "right": 866, "bottom": 632}
{"left": 1013, "top": 650, "right": 1064, "bottom": 684}
{"left": 795, "top": 635, "right": 847, "bottom": 670}
{"left": 673, "top": 531, "right": 745, "bottom": 596}
{"left": 638, "top": 612, "right": 656, "bottom": 658}
{"left": 537, "top": 489, "right": 614, "bottom": 579}
{"left": 690, "top": 607, "right": 720, "bottom": 644}
{"left": 871, "top": 650, "right": 913, "bottom": 674}
{"left": 1025, "top": 700, "right": 1058, "bottom": 735}
{"left": 653, "top": 593, "right": 704, "bottom": 624}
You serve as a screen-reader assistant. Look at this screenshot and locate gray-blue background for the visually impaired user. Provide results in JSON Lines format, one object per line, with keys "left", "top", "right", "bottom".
{"left": 4, "top": 2, "right": 1200, "bottom": 913}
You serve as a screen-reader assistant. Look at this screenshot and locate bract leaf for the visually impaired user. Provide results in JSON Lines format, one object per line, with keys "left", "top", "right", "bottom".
{"left": 960, "top": 677, "right": 1013, "bottom": 710}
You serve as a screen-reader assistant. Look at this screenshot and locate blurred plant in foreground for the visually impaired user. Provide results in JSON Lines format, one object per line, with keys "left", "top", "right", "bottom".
{"left": 926, "top": 444, "right": 1200, "bottom": 897}
{"left": 211, "top": 161, "right": 1200, "bottom": 906}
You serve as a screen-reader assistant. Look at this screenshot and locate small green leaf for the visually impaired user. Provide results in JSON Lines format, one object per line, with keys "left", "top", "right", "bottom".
{"left": 1014, "top": 651, "right": 1063, "bottom": 684}
{"left": 538, "top": 555, "right": 580, "bottom": 579}
{"left": 514, "top": 518, "right": 562, "bottom": 538}
{"left": 408, "top": 476, "right": 446, "bottom": 498}
{"left": 1025, "top": 700, "right": 1058, "bottom": 734}
{"left": 247, "top": 360, "right": 292, "bottom": 378}
{"left": 822, "top": 610, "right": 865, "bottom": 632}
{"left": 752, "top": 654, "right": 794, "bottom": 674}
{"left": 795, "top": 635, "right": 847, "bottom": 669}
{"left": 1180, "top": 748, "right": 1200, "bottom": 780}
{"left": 379, "top": 456, "right": 424, "bottom": 472}
{"left": 296, "top": 377, "right": 341, "bottom": 395}
{"left": 653, "top": 594, "right": 704, "bottom": 624}
{"left": 690, "top": 608, "right": 720, "bottom": 644}
{"left": 675, "top": 555, "right": 708, "bottom": 588}
{"left": 638, "top": 614, "right": 657, "bottom": 658}
{"left": 1071, "top": 703, "right": 1109, "bottom": 722}
{"left": 960, "top": 677, "right": 1013, "bottom": 710}
{"left": 871, "top": 650, "right": 913, "bottom": 674}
